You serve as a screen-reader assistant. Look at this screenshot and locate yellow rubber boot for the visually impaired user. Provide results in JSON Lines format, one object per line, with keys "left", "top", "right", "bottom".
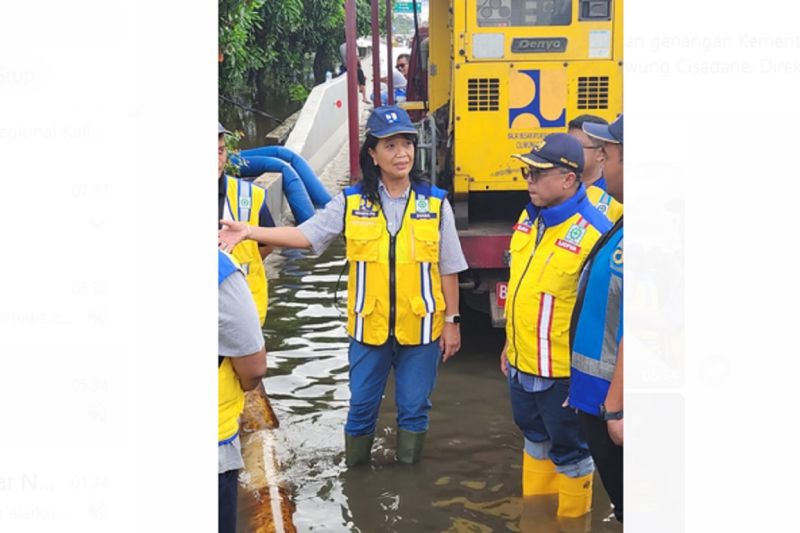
{"left": 522, "top": 451, "right": 559, "bottom": 496}
{"left": 556, "top": 472, "right": 593, "bottom": 518}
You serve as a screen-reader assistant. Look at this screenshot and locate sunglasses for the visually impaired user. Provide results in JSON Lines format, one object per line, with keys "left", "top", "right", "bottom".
{"left": 396, "top": 63, "right": 408, "bottom": 69}
{"left": 521, "top": 167, "right": 569, "bottom": 182}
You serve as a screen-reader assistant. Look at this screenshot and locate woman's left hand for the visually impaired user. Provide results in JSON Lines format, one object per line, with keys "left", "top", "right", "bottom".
{"left": 439, "top": 323, "right": 461, "bottom": 363}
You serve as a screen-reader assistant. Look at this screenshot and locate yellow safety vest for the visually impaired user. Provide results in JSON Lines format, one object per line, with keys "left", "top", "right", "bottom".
{"left": 224, "top": 176, "right": 269, "bottom": 325}
{"left": 218, "top": 250, "right": 245, "bottom": 444}
{"left": 343, "top": 181, "right": 447, "bottom": 346}
{"left": 587, "top": 185, "right": 623, "bottom": 223}
{"left": 505, "top": 186, "right": 611, "bottom": 378}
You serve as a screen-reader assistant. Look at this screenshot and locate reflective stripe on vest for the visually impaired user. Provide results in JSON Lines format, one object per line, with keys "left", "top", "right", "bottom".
{"left": 224, "top": 176, "right": 269, "bottom": 325}
{"left": 587, "top": 185, "right": 623, "bottom": 223}
{"left": 505, "top": 207, "right": 606, "bottom": 378}
{"left": 218, "top": 251, "right": 246, "bottom": 443}
{"left": 343, "top": 181, "right": 446, "bottom": 346}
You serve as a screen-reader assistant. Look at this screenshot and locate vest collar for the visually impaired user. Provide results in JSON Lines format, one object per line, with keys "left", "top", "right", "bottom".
{"left": 593, "top": 176, "right": 607, "bottom": 191}
{"left": 378, "top": 179, "right": 410, "bottom": 199}
{"left": 525, "top": 184, "right": 590, "bottom": 228}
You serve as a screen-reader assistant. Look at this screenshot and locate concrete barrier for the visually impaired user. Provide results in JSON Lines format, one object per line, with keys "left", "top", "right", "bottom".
{"left": 284, "top": 74, "right": 349, "bottom": 177}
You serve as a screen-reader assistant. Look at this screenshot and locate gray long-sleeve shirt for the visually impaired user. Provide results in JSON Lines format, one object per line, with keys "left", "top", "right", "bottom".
{"left": 298, "top": 182, "right": 468, "bottom": 275}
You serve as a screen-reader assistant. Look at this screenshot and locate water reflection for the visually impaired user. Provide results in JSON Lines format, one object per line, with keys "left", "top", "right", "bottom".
{"left": 262, "top": 239, "right": 622, "bottom": 532}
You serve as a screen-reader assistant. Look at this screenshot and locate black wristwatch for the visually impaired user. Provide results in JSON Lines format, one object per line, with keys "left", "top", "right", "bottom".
{"left": 445, "top": 314, "right": 461, "bottom": 324}
{"left": 600, "top": 404, "right": 623, "bottom": 421}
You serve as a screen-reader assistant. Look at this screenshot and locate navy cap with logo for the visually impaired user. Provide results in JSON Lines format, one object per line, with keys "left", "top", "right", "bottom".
{"left": 512, "top": 133, "right": 584, "bottom": 173}
{"left": 583, "top": 114, "right": 623, "bottom": 144}
{"left": 218, "top": 122, "right": 232, "bottom": 136}
{"left": 366, "top": 105, "right": 418, "bottom": 139}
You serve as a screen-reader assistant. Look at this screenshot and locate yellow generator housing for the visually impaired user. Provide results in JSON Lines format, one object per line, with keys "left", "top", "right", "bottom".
{"left": 427, "top": 0, "right": 623, "bottom": 219}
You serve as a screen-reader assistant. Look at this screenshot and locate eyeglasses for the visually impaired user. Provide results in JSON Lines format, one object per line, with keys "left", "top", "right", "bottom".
{"left": 521, "top": 167, "right": 569, "bottom": 182}
{"left": 396, "top": 63, "right": 408, "bottom": 70}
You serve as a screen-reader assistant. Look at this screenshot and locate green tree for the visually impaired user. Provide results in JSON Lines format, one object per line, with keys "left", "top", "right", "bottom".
{"left": 219, "top": 0, "right": 384, "bottom": 100}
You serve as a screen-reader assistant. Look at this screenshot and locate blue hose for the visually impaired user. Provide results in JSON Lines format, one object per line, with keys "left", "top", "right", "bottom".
{"left": 241, "top": 146, "right": 332, "bottom": 208}
{"left": 229, "top": 154, "right": 316, "bottom": 223}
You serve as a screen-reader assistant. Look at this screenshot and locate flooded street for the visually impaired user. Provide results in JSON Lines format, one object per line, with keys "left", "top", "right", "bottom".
{"left": 243, "top": 110, "right": 622, "bottom": 532}
{"left": 258, "top": 242, "right": 622, "bottom": 532}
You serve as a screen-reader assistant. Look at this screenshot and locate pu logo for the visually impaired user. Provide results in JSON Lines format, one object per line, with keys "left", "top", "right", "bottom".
{"left": 359, "top": 196, "right": 376, "bottom": 212}
{"left": 384, "top": 112, "right": 398, "bottom": 123}
{"left": 508, "top": 69, "right": 567, "bottom": 130}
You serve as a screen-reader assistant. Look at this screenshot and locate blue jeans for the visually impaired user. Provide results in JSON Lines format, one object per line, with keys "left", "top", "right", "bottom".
{"left": 218, "top": 468, "right": 238, "bottom": 533}
{"left": 508, "top": 374, "right": 592, "bottom": 471}
{"left": 345, "top": 338, "right": 441, "bottom": 436}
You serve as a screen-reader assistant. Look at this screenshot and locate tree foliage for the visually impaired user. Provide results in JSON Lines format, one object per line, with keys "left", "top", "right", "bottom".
{"left": 219, "top": 0, "right": 384, "bottom": 100}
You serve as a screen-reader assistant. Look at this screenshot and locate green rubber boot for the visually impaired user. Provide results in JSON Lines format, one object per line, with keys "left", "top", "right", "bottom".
{"left": 396, "top": 429, "right": 426, "bottom": 464}
{"left": 344, "top": 433, "right": 374, "bottom": 467}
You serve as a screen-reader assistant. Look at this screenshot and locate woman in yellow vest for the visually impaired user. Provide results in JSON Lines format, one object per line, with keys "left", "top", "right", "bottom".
{"left": 219, "top": 106, "right": 467, "bottom": 467}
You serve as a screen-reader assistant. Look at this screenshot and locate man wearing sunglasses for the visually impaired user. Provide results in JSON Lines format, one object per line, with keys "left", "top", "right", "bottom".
{"left": 568, "top": 114, "right": 622, "bottom": 223}
{"left": 501, "top": 133, "right": 613, "bottom": 520}
{"left": 395, "top": 53, "right": 410, "bottom": 80}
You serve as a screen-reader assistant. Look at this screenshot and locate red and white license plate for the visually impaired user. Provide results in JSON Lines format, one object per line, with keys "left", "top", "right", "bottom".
{"left": 496, "top": 282, "right": 508, "bottom": 308}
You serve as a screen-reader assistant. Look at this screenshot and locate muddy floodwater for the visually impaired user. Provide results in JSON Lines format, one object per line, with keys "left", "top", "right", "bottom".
{"left": 254, "top": 238, "right": 623, "bottom": 533}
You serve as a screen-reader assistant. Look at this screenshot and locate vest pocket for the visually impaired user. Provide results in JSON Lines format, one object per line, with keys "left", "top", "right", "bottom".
{"left": 354, "top": 293, "right": 377, "bottom": 316}
{"left": 538, "top": 255, "right": 582, "bottom": 299}
{"left": 509, "top": 229, "right": 533, "bottom": 252}
{"left": 346, "top": 222, "right": 382, "bottom": 261}
{"left": 412, "top": 223, "right": 440, "bottom": 262}
{"left": 410, "top": 294, "right": 436, "bottom": 316}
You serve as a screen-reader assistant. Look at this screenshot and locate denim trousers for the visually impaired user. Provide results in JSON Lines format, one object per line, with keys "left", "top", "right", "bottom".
{"left": 345, "top": 337, "right": 441, "bottom": 436}
{"left": 508, "top": 374, "right": 592, "bottom": 470}
{"left": 218, "top": 468, "right": 238, "bottom": 533}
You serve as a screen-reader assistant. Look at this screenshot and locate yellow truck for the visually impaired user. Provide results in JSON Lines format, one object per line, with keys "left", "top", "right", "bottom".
{"left": 360, "top": 0, "right": 623, "bottom": 324}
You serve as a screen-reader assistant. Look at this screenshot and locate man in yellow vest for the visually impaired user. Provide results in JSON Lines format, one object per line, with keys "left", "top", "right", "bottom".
{"left": 501, "top": 133, "right": 612, "bottom": 519}
{"left": 568, "top": 115, "right": 623, "bottom": 223}
{"left": 218, "top": 122, "right": 275, "bottom": 325}
{"left": 219, "top": 250, "right": 267, "bottom": 533}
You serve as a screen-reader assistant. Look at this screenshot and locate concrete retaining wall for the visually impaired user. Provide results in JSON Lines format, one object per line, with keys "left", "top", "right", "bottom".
{"left": 284, "top": 74, "right": 349, "bottom": 176}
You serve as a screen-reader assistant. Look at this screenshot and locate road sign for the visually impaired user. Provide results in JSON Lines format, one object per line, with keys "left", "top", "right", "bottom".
{"left": 394, "top": 1, "right": 422, "bottom": 14}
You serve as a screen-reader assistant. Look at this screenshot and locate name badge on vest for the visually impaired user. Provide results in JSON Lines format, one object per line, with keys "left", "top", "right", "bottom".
{"left": 555, "top": 239, "right": 581, "bottom": 254}
{"left": 410, "top": 196, "right": 437, "bottom": 220}
{"left": 513, "top": 218, "right": 533, "bottom": 234}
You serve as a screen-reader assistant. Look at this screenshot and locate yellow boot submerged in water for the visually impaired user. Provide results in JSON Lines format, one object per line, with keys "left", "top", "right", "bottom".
{"left": 522, "top": 451, "right": 559, "bottom": 496}
{"left": 556, "top": 472, "right": 593, "bottom": 518}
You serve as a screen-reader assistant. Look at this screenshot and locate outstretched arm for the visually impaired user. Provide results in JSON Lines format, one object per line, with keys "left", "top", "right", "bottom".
{"left": 219, "top": 220, "right": 311, "bottom": 251}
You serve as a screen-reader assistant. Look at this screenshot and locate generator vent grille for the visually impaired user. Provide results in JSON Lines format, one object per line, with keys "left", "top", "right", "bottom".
{"left": 467, "top": 78, "right": 500, "bottom": 111}
{"left": 577, "top": 76, "right": 609, "bottom": 109}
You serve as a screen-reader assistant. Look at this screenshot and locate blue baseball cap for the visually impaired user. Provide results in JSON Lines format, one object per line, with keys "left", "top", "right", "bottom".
{"left": 366, "top": 105, "right": 417, "bottom": 138}
{"left": 512, "top": 133, "right": 584, "bottom": 173}
{"left": 583, "top": 114, "right": 623, "bottom": 144}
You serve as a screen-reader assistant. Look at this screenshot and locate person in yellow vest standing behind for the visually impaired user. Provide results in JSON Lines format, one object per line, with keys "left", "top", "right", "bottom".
{"left": 568, "top": 115, "right": 623, "bottom": 223}
{"left": 218, "top": 122, "right": 275, "bottom": 325}
{"left": 218, "top": 106, "right": 467, "bottom": 467}
{"left": 501, "top": 133, "right": 612, "bottom": 520}
{"left": 219, "top": 250, "right": 267, "bottom": 533}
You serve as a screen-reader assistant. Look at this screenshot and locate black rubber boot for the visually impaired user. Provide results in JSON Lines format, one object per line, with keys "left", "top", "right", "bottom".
{"left": 345, "top": 433, "right": 374, "bottom": 467}
{"left": 396, "top": 429, "right": 426, "bottom": 464}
